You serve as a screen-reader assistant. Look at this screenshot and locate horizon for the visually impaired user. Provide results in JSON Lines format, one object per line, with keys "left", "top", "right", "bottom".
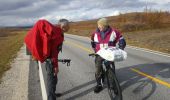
{"left": 0, "top": 0, "right": 170, "bottom": 27}
{"left": 0, "top": 10, "right": 169, "bottom": 27}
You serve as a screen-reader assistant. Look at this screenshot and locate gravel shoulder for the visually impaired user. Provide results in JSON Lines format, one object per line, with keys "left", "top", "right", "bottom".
{"left": 0, "top": 45, "right": 30, "bottom": 100}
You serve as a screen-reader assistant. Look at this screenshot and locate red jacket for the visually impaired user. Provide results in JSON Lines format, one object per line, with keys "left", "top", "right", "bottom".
{"left": 24, "top": 20, "right": 64, "bottom": 72}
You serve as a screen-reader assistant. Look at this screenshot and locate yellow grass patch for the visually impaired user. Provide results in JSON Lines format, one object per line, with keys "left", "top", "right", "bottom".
{"left": 0, "top": 28, "right": 27, "bottom": 81}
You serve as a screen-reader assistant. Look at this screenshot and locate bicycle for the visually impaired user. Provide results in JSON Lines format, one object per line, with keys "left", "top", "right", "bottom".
{"left": 89, "top": 53, "right": 123, "bottom": 100}
{"left": 58, "top": 59, "right": 71, "bottom": 66}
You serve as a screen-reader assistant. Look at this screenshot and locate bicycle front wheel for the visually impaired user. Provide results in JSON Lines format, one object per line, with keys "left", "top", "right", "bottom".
{"left": 106, "top": 68, "right": 122, "bottom": 100}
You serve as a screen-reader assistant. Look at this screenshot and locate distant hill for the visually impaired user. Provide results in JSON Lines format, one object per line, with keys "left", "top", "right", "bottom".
{"left": 0, "top": 24, "right": 33, "bottom": 28}
{"left": 69, "top": 11, "right": 170, "bottom": 36}
{"left": 68, "top": 11, "right": 170, "bottom": 54}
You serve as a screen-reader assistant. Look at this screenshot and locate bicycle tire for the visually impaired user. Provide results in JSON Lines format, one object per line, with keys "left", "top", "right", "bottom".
{"left": 106, "top": 68, "right": 123, "bottom": 100}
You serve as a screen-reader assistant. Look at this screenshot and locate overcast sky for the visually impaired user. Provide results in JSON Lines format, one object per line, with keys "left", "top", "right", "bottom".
{"left": 0, "top": 0, "right": 169, "bottom": 26}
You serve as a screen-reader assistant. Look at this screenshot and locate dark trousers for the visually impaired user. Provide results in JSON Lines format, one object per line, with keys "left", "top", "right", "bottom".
{"left": 45, "top": 59, "right": 58, "bottom": 100}
{"left": 95, "top": 56, "right": 115, "bottom": 85}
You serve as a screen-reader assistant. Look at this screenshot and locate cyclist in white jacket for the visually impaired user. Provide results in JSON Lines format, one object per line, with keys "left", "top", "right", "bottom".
{"left": 91, "top": 18, "right": 126, "bottom": 93}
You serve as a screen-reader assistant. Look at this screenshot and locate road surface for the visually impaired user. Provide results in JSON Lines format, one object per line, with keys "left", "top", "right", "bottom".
{"left": 28, "top": 34, "right": 170, "bottom": 100}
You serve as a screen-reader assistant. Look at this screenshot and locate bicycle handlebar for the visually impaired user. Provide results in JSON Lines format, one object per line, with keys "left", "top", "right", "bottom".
{"left": 88, "top": 53, "right": 98, "bottom": 57}
{"left": 58, "top": 59, "right": 71, "bottom": 66}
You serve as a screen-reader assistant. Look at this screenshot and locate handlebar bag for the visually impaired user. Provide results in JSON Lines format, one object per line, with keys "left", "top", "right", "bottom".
{"left": 97, "top": 47, "right": 127, "bottom": 62}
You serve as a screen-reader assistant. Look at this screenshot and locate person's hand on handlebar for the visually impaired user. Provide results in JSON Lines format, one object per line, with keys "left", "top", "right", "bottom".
{"left": 54, "top": 67, "right": 58, "bottom": 76}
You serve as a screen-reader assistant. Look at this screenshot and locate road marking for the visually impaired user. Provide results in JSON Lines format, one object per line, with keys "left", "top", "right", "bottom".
{"left": 131, "top": 68, "right": 170, "bottom": 88}
{"left": 65, "top": 40, "right": 170, "bottom": 88}
{"left": 38, "top": 61, "right": 47, "bottom": 100}
{"left": 66, "top": 34, "right": 170, "bottom": 58}
{"left": 127, "top": 45, "right": 170, "bottom": 58}
{"left": 65, "top": 41, "right": 93, "bottom": 53}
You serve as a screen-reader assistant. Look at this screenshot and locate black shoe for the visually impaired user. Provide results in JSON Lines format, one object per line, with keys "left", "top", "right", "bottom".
{"left": 94, "top": 85, "right": 103, "bottom": 93}
{"left": 55, "top": 93, "right": 62, "bottom": 97}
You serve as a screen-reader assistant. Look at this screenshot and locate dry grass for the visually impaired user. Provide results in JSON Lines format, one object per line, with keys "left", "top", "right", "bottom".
{"left": 124, "top": 28, "right": 170, "bottom": 53}
{"left": 0, "top": 28, "right": 27, "bottom": 81}
{"left": 68, "top": 11, "right": 170, "bottom": 54}
{"left": 0, "top": 10, "right": 170, "bottom": 81}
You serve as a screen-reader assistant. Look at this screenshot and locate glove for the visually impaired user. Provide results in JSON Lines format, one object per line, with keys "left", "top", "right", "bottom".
{"left": 118, "top": 38, "right": 126, "bottom": 50}
{"left": 53, "top": 67, "right": 58, "bottom": 76}
{"left": 58, "top": 43, "right": 63, "bottom": 52}
{"left": 91, "top": 41, "right": 96, "bottom": 48}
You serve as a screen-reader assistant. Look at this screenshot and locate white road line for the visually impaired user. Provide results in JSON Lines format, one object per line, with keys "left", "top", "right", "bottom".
{"left": 38, "top": 61, "right": 47, "bottom": 100}
{"left": 127, "top": 45, "right": 170, "bottom": 58}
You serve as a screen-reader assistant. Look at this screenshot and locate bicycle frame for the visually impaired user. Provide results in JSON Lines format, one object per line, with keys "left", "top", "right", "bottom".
{"left": 58, "top": 59, "right": 71, "bottom": 66}
{"left": 89, "top": 53, "right": 122, "bottom": 100}
{"left": 46, "top": 58, "right": 71, "bottom": 66}
{"left": 102, "top": 60, "right": 114, "bottom": 72}
{"left": 89, "top": 53, "right": 115, "bottom": 74}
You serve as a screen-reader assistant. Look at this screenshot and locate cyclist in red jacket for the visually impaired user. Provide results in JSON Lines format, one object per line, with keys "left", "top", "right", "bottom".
{"left": 91, "top": 18, "right": 126, "bottom": 93}
{"left": 25, "top": 19, "right": 70, "bottom": 100}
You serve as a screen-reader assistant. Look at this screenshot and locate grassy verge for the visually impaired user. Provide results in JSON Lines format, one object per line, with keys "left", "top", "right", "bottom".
{"left": 123, "top": 28, "right": 170, "bottom": 54}
{"left": 0, "top": 28, "right": 27, "bottom": 81}
{"left": 68, "top": 11, "right": 170, "bottom": 54}
{"left": 68, "top": 28, "right": 170, "bottom": 54}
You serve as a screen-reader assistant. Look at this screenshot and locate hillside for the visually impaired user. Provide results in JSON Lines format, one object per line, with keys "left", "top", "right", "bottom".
{"left": 68, "top": 11, "right": 170, "bottom": 54}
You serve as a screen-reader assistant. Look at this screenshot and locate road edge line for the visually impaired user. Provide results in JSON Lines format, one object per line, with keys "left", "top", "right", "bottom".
{"left": 38, "top": 61, "right": 47, "bottom": 100}
{"left": 127, "top": 45, "right": 170, "bottom": 58}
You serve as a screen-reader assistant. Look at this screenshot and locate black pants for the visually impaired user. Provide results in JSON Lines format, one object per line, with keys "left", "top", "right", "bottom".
{"left": 95, "top": 56, "right": 115, "bottom": 85}
{"left": 46, "top": 59, "right": 58, "bottom": 100}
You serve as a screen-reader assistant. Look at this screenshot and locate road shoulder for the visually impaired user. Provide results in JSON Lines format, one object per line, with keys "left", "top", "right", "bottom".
{"left": 0, "top": 45, "right": 30, "bottom": 100}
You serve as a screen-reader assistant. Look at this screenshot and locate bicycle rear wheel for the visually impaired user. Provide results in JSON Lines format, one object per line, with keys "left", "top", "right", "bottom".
{"left": 106, "top": 68, "right": 122, "bottom": 100}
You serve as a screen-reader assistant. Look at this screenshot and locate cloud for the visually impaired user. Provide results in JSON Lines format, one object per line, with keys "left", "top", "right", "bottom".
{"left": 139, "top": 0, "right": 170, "bottom": 5}
{"left": 0, "top": 0, "right": 169, "bottom": 26}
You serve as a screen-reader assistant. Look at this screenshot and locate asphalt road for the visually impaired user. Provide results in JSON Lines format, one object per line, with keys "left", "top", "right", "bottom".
{"left": 28, "top": 34, "right": 170, "bottom": 100}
